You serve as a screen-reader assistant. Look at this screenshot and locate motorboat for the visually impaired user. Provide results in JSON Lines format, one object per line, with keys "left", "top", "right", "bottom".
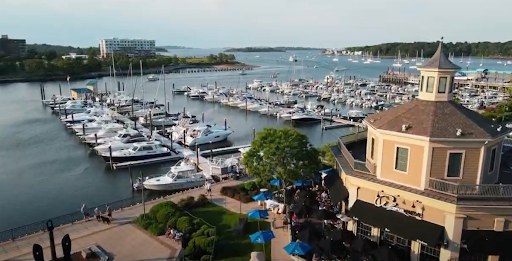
{"left": 99, "top": 141, "right": 175, "bottom": 163}
{"left": 143, "top": 159, "right": 205, "bottom": 191}
{"left": 291, "top": 112, "right": 322, "bottom": 123}
{"left": 185, "top": 124, "right": 233, "bottom": 146}
{"left": 186, "top": 89, "right": 204, "bottom": 99}
{"left": 84, "top": 128, "right": 142, "bottom": 145}
{"left": 239, "top": 70, "right": 247, "bottom": 75}
{"left": 94, "top": 133, "right": 148, "bottom": 154}
{"left": 50, "top": 99, "right": 84, "bottom": 109}
{"left": 138, "top": 109, "right": 168, "bottom": 124}
{"left": 248, "top": 80, "right": 263, "bottom": 90}
{"left": 173, "top": 85, "right": 192, "bottom": 94}
{"left": 60, "top": 107, "right": 106, "bottom": 124}
{"left": 247, "top": 101, "right": 267, "bottom": 111}
{"left": 258, "top": 106, "right": 281, "bottom": 115}
{"left": 54, "top": 103, "right": 88, "bottom": 114}
{"left": 44, "top": 95, "right": 73, "bottom": 106}
{"left": 147, "top": 74, "right": 159, "bottom": 81}
{"left": 70, "top": 117, "right": 118, "bottom": 134}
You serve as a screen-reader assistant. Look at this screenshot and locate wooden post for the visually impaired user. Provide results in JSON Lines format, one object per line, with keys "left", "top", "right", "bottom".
{"left": 213, "top": 92, "right": 215, "bottom": 103}
{"left": 109, "top": 146, "right": 113, "bottom": 169}
{"left": 64, "top": 108, "right": 67, "bottom": 118}
{"left": 167, "top": 102, "right": 170, "bottom": 113}
{"left": 183, "top": 106, "right": 186, "bottom": 115}
{"left": 196, "top": 146, "right": 200, "bottom": 172}
{"left": 95, "top": 133, "right": 98, "bottom": 146}
{"left": 71, "top": 112, "right": 74, "bottom": 122}
{"left": 149, "top": 113, "right": 153, "bottom": 138}
{"left": 105, "top": 82, "right": 108, "bottom": 94}
{"left": 59, "top": 84, "right": 62, "bottom": 96}
{"left": 129, "top": 165, "right": 133, "bottom": 190}
{"left": 170, "top": 132, "right": 173, "bottom": 149}
{"left": 224, "top": 118, "right": 227, "bottom": 130}
{"left": 141, "top": 171, "right": 145, "bottom": 216}
{"left": 245, "top": 99, "right": 248, "bottom": 114}
{"left": 210, "top": 141, "right": 213, "bottom": 159}
{"left": 82, "top": 123, "right": 86, "bottom": 136}
{"left": 330, "top": 110, "right": 333, "bottom": 125}
{"left": 252, "top": 128, "right": 256, "bottom": 142}
{"left": 183, "top": 129, "right": 186, "bottom": 145}
{"left": 202, "top": 112, "right": 204, "bottom": 123}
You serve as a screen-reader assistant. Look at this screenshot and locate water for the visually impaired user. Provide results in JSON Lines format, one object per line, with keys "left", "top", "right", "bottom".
{"left": 0, "top": 50, "right": 508, "bottom": 231}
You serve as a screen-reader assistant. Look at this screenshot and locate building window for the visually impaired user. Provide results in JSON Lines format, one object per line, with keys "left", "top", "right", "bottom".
{"left": 394, "top": 147, "right": 409, "bottom": 172}
{"left": 446, "top": 152, "right": 464, "bottom": 178}
{"left": 420, "top": 76, "right": 424, "bottom": 92}
{"left": 383, "top": 233, "right": 410, "bottom": 248}
{"left": 370, "top": 137, "right": 375, "bottom": 159}
{"left": 489, "top": 147, "right": 497, "bottom": 173}
{"left": 420, "top": 244, "right": 440, "bottom": 261}
{"left": 426, "top": 77, "right": 435, "bottom": 93}
{"left": 438, "top": 77, "right": 447, "bottom": 93}
{"left": 356, "top": 222, "right": 372, "bottom": 239}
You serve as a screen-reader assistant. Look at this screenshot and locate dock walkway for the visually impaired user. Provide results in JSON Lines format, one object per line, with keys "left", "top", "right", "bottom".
{"left": 0, "top": 179, "right": 291, "bottom": 261}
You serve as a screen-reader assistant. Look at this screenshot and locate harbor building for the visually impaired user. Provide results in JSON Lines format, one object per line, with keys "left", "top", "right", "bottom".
{"left": 331, "top": 43, "right": 512, "bottom": 261}
{"left": 0, "top": 35, "right": 26, "bottom": 57}
{"left": 99, "top": 37, "right": 156, "bottom": 58}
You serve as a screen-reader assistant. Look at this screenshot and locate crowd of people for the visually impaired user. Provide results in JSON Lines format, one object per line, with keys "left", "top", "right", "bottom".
{"left": 165, "top": 227, "right": 184, "bottom": 241}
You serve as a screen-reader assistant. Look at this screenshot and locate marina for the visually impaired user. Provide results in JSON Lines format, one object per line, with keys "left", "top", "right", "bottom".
{"left": 3, "top": 48, "right": 512, "bottom": 233}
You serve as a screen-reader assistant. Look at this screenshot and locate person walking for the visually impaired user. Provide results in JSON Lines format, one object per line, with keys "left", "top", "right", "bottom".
{"left": 205, "top": 181, "right": 212, "bottom": 196}
{"left": 81, "top": 204, "right": 89, "bottom": 221}
{"left": 94, "top": 207, "right": 101, "bottom": 222}
{"left": 106, "top": 205, "right": 113, "bottom": 220}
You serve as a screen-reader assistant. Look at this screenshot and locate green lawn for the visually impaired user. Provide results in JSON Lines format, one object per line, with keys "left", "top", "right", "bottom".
{"left": 189, "top": 203, "right": 272, "bottom": 261}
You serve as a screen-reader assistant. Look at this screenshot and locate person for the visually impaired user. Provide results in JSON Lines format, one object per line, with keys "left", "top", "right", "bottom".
{"left": 206, "top": 181, "right": 212, "bottom": 195}
{"left": 106, "top": 205, "right": 113, "bottom": 219}
{"left": 81, "top": 204, "right": 89, "bottom": 221}
{"left": 94, "top": 208, "right": 101, "bottom": 222}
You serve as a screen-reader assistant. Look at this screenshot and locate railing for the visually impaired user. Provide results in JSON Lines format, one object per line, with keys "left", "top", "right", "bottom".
{"left": 428, "top": 178, "right": 512, "bottom": 198}
{"left": 0, "top": 193, "right": 150, "bottom": 244}
{"left": 337, "top": 130, "right": 374, "bottom": 175}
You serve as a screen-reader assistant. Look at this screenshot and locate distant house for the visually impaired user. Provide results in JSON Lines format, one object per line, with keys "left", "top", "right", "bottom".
{"left": 70, "top": 88, "right": 92, "bottom": 99}
{"left": 85, "top": 80, "right": 98, "bottom": 93}
{"left": 62, "top": 53, "right": 88, "bottom": 59}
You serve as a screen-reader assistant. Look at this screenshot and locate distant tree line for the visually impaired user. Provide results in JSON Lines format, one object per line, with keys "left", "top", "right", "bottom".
{"left": 0, "top": 48, "right": 237, "bottom": 77}
{"left": 346, "top": 41, "right": 512, "bottom": 58}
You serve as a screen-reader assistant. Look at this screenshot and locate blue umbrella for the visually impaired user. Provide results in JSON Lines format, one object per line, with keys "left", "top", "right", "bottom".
{"left": 248, "top": 209, "right": 269, "bottom": 220}
{"left": 283, "top": 241, "right": 312, "bottom": 255}
{"left": 294, "top": 180, "right": 313, "bottom": 187}
{"left": 252, "top": 191, "right": 273, "bottom": 201}
{"left": 249, "top": 230, "right": 275, "bottom": 244}
{"left": 270, "top": 179, "right": 282, "bottom": 187}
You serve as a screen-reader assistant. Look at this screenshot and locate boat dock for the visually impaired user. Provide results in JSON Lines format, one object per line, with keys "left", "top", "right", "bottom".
{"left": 199, "top": 144, "right": 250, "bottom": 157}
{"left": 112, "top": 153, "right": 185, "bottom": 169}
{"left": 320, "top": 116, "right": 366, "bottom": 130}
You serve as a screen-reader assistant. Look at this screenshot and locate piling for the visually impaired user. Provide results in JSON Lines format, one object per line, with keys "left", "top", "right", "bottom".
{"left": 215, "top": 81, "right": 217, "bottom": 89}
{"left": 129, "top": 166, "right": 133, "bottom": 190}
{"left": 41, "top": 84, "right": 46, "bottom": 100}
{"left": 141, "top": 171, "right": 145, "bottom": 215}
{"left": 105, "top": 82, "right": 108, "bottom": 94}
{"left": 167, "top": 102, "right": 170, "bottom": 112}
{"left": 202, "top": 112, "right": 204, "bottom": 123}
{"left": 71, "top": 112, "right": 74, "bottom": 122}
{"left": 40, "top": 85, "right": 44, "bottom": 102}
{"left": 82, "top": 123, "right": 86, "bottom": 136}
{"left": 95, "top": 133, "right": 98, "bottom": 146}
{"left": 59, "top": 84, "right": 62, "bottom": 96}
{"left": 210, "top": 141, "right": 213, "bottom": 159}
{"left": 109, "top": 146, "right": 113, "bottom": 169}
{"left": 212, "top": 92, "right": 215, "bottom": 102}
{"left": 122, "top": 82, "right": 125, "bottom": 91}
{"left": 252, "top": 128, "right": 256, "bottom": 142}
{"left": 149, "top": 113, "right": 153, "bottom": 138}
{"left": 117, "top": 81, "right": 121, "bottom": 91}
{"left": 195, "top": 146, "right": 200, "bottom": 172}
{"left": 183, "top": 107, "right": 186, "bottom": 115}
{"left": 173, "top": 83, "right": 175, "bottom": 90}
{"left": 170, "top": 132, "right": 173, "bottom": 149}
{"left": 183, "top": 129, "right": 186, "bottom": 145}
{"left": 224, "top": 118, "right": 227, "bottom": 130}
{"left": 245, "top": 99, "right": 248, "bottom": 115}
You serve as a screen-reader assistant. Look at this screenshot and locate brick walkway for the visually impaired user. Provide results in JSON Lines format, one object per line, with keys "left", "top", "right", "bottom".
{"left": 0, "top": 179, "right": 292, "bottom": 261}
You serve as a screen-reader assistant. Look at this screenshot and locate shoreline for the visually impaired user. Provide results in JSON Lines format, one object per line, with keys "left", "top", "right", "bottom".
{"left": 0, "top": 62, "right": 258, "bottom": 84}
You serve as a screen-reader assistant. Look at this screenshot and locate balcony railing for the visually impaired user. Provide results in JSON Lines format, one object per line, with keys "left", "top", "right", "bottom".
{"left": 338, "top": 130, "right": 373, "bottom": 175}
{"left": 429, "top": 178, "right": 512, "bottom": 198}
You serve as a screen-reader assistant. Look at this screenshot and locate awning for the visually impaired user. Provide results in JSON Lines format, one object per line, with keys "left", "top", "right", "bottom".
{"left": 461, "top": 230, "right": 512, "bottom": 255}
{"left": 347, "top": 200, "right": 444, "bottom": 246}
{"left": 323, "top": 171, "right": 349, "bottom": 204}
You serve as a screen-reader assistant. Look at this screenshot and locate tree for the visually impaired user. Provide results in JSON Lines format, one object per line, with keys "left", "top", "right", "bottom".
{"left": 319, "top": 142, "right": 336, "bottom": 167}
{"left": 44, "top": 50, "right": 58, "bottom": 61}
{"left": 242, "top": 128, "right": 321, "bottom": 186}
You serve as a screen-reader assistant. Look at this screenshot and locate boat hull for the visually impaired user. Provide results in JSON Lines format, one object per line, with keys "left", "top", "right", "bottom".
{"left": 143, "top": 180, "right": 205, "bottom": 191}
{"left": 101, "top": 152, "right": 173, "bottom": 163}
{"left": 291, "top": 117, "right": 321, "bottom": 123}
{"left": 186, "top": 133, "right": 231, "bottom": 146}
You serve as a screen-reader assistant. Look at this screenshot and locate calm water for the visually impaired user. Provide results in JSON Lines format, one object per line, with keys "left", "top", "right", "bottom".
{"left": 0, "top": 50, "right": 508, "bottom": 231}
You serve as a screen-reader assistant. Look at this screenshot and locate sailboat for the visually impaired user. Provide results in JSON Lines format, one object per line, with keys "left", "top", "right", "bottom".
{"left": 409, "top": 51, "right": 418, "bottom": 69}
{"left": 411, "top": 51, "right": 418, "bottom": 62}
{"left": 347, "top": 55, "right": 353, "bottom": 61}
{"left": 467, "top": 55, "right": 471, "bottom": 65}
{"left": 373, "top": 51, "right": 381, "bottom": 63}
{"left": 403, "top": 54, "right": 410, "bottom": 64}
{"left": 460, "top": 53, "right": 464, "bottom": 63}
{"left": 393, "top": 51, "right": 402, "bottom": 67}
{"left": 479, "top": 56, "right": 483, "bottom": 67}
{"left": 416, "top": 50, "right": 424, "bottom": 66}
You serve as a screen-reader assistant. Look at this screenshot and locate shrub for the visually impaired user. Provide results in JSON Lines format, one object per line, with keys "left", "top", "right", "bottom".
{"left": 192, "top": 225, "right": 210, "bottom": 238}
{"left": 134, "top": 214, "right": 154, "bottom": 230}
{"left": 178, "top": 196, "right": 196, "bottom": 209}
{"left": 196, "top": 194, "right": 209, "bottom": 207}
{"left": 156, "top": 208, "right": 177, "bottom": 224}
{"left": 200, "top": 255, "right": 211, "bottom": 261}
{"left": 148, "top": 201, "right": 177, "bottom": 219}
{"left": 240, "top": 194, "right": 253, "bottom": 203}
{"left": 167, "top": 217, "right": 179, "bottom": 229}
{"left": 243, "top": 181, "right": 257, "bottom": 191}
{"left": 177, "top": 216, "right": 195, "bottom": 234}
{"left": 148, "top": 223, "right": 165, "bottom": 236}
{"left": 204, "top": 228, "right": 216, "bottom": 237}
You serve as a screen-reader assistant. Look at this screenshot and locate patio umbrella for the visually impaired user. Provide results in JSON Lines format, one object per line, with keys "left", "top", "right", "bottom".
{"left": 369, "top": 246, "right": 400, "bottom": 261}
{"left": 249, "top": 230, "right": 275, "bottom": 256}
{"left": 294, "top": 180, "right": 313, "bottom": 187}
{"left": 248, "top": 209, "right": 269, "bottom": 230}
{"left": 252, "top": 191, "right": 273, "bottom": 201}
{"left": 313, "top": 209, "right": 337, "bottom": 220}
{"left": 284, "top": 241, "right": 313, "bottom": 255}
{"left": 264, "top": 199, "right": 280, "bottom": 209}
{"left": 270, "top": 179, "right": 282, "bottom": 186}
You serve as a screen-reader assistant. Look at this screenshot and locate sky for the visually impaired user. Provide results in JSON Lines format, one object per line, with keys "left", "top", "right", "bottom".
{"left": 2, "top": 0, "right": 512, "bottom": 48}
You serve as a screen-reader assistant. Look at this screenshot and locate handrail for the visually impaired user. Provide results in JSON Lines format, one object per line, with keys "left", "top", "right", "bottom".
{"left": 428, "top": 178, "right": 512, "bottom": 198}
{"left": 337, "top": 130, "right": 374, "bottom": 175}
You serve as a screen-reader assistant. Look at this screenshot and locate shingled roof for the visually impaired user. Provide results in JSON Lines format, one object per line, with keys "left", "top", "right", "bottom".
{"left": 365, "top": 100, "right": 509, "bottom": 139}
{"left": 418, "top": 42, "right": 461, "bottom": 71}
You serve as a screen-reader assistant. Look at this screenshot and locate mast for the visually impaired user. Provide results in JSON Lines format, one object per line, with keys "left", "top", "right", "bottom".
{"left": 111, "top": 52, "right": 117, "bottom": 91}
{"left": 162, "top": 65, "right": 167, "bottom": 113}
{"left": 140, "top": 60, "right": 144, "bottom": 107}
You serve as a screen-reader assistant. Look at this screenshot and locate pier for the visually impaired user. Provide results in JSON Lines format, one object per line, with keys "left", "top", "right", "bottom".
{"left": 199, "top": 144, "right": 251, "bottom": 157}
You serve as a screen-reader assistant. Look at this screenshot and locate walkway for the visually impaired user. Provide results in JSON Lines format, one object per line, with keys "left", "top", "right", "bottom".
{"left": 0, "top": 179, "right": 292, "bottom": 261}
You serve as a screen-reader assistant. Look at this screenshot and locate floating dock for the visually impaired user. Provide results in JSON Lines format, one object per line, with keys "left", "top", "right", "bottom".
{"left": 199, "top": 144, "right": 250, "bottom": 157}
{"left": 112, "top": 153, "right": 184, "bottom": 169}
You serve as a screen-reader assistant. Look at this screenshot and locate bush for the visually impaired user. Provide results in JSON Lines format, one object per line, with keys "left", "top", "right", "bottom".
{"left": 167, "top": 217, "right": 179, "bottom": 229}
{"left": 177, "top": 216, "right": 195, "bottom": 234}
{"left": 196, "top": 194, "right": 209, "bottom": 207}
{"left": 200, "top": 255, "right": 211, "bottom": 261}
{"left": 134, "top": 214, "right": 154, "bottom": 230}
{"left": 148, "top": 223, "right": 165, "bottom": 236}
{"left": 204, "top": 228, "right": 216, "bottom": 237}
{"left": 243, "top": 181, "right": 257, "bottom": 191}
{"left": 192, "top": 225, "right": 211, "bottom": 238}
{"left": 148, "top": 201, "right": 177, "bottom": 220}
{"left": 178, "top": 196, "right": 196, "bottom": 209}
{"left": 156, "top": 208, "right": 177, "bottom": 224}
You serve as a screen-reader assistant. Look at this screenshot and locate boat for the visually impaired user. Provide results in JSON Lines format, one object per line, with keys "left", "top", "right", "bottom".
{"left": 44, "top": 96, "right": 73, "bottom": 106}
{"left": 54, "top": 103, "right": 88, "bottom": 114}
{"left": 332, "top": 57, "right": 339, "bottom": 61}
{"left": 94, "top": 133, "right": 149, "bottom": 154}
{"left": 147, "top": 74, "right": 159, "bottom": 81}
{"left": 83, "top": 127, "right": 141, "bottom": 144}
{"left": 393, "top": 51, "right": 402, "bottom": 67}
{"left": 373, "top": 51, "right": 381, "bottom": 63}
{"left": 313, "top": 65, "right": 318, "bottom": 68}
{"left": 479, "top": 56, "right": 483, "bottom": 67}
{"left": 60, "top": 107, "right": 106, "bottom": 124}
{"left": 138, "top": 109, "right": 168, "bottom": 124}
{"left": 270, "top": 73, "right": 278, "bottom": 78}
{"left": 99, "top": 141, "right": 174, "bottom": 163}
{"left": 173, "top": 86, "right": 192, "bottom": 94}
{"left": 239, "top": 70, "right": 247, "bottom": 75}
{"left": 143, "top": 159, "right": 205, "bottom": 191}
{"left": 291, "top": 112, "right": 322, "bottom": 123}
{"left": 289, "top": 55, "right": 297, "bottom": 62}
{"left": 258, "top": 106, "right": 281, "bottom": 115}
{"left": 185, "top": 124, "right": 234, "bottom": 146}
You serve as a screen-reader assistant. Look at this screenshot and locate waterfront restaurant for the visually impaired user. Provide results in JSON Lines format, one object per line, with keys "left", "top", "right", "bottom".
{"left": 331, "top": 43, "right": 512, "bottom": 261}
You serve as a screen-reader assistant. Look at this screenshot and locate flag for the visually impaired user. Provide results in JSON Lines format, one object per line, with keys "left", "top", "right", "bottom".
{"left": 67, "top": 76, "right": 70, "bottom": 82}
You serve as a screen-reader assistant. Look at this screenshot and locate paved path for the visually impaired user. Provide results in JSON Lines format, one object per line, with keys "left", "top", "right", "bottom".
{"left": 0, "top": 179, "right": 291, "bottom": 261}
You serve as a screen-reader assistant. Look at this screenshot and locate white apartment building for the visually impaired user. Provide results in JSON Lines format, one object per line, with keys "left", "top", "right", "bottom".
{"left": 99, "top": 38, "right": 156, "bottom": 58}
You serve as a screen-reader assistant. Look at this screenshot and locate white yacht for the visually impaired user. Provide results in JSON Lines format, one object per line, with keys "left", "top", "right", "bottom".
{"left": 332, "top": 57, "right": 339, "bottom": 62}
{"left": 185, "top": 124, "right": 234, "bottom": 146}
{"left": 44, "top": 96, "right": 73, "bottom": 106}
{"left": 248, "top": 80, "right": 263, "bottom": 90}
{"left": 258, "top": 106, "right": 281, "bottom": 115}
{"left": 173, "top": 85, "right": 191, "bottom": 94}
{"left": 55, "top": 103, "right": 88, "bottom": 114}
{"left": 94, "top": 133, "right": 148, "bottom": 154}
{"left": 60, "top": 107, "right": 106, "bottom": 124}
{"left": 147, "top": 74, "right": 159, "bottom": 81}
{"left": 84, "top": 128, "right": 142, "bottom": 145}
{"left": 247, "top": 101, "right": 267, "bottom": 111}
{"left": 138, "top": 109, "right": 168, "bottom": 124}
{"left": 239, "top": 70, "right": 247, "bottom": 75}
{"left": 291, "top": 112, "right": 322, "bottom": 123}
{"left": 143, "top": 159, "right": 205, "bottom": 191}
{"left": 70, "top": 117, "right": 120, "bottom": 134}
{"left": 100, "top": 142, "right": 176, "bottom": 163}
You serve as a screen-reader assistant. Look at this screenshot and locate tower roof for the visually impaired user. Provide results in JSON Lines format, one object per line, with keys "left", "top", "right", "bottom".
{"left": 418, "top": 42, "right": 461, "bottom": 71}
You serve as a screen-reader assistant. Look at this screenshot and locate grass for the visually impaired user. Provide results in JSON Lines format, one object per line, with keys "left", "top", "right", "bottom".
{"left": 190, "top": 203, "right": 271, "bottom": 261}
